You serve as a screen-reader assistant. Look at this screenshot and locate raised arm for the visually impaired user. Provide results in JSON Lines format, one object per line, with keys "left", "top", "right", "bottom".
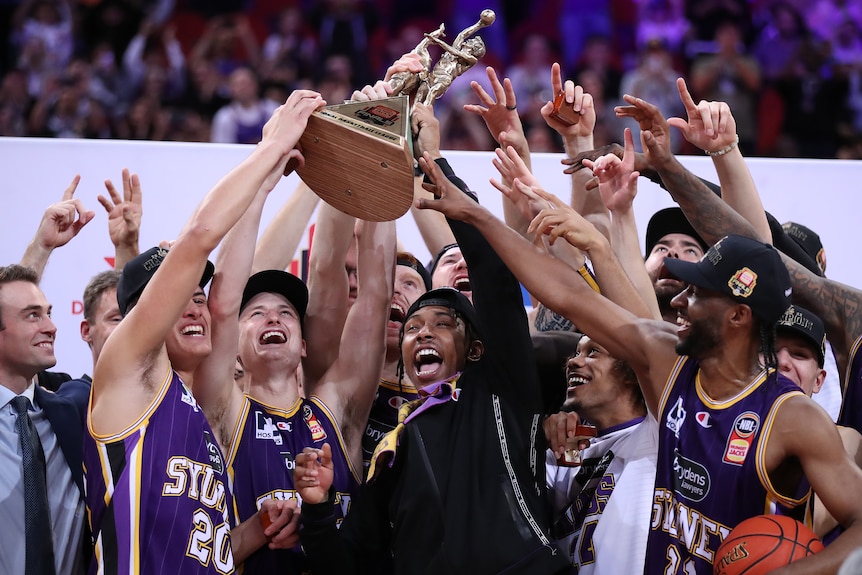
{"left": 20, "top": 175, "right": 94, "bottom": 278}
{"left": 306, "top": 217, "right": 396, "bottom": 466}
{"left": 195, "top": 180, "right": 277, "bottom": 450}
{"left": 251, "top": 180, "right": 319, "bottom": 274}
{"left": 92, "top": 90, "right": 325, "bottom": 437}
{"left": 98, "top": 168, "right": 143, "bottom": 270}
{"left": 584, "top": 128, "right": 662, "bottom": 320}
{"left": 667, "top": 78, "right": 771, "bottom": 243}
{"left": 303, "top": 202, "right": 356, "bottom": 387}
{"left": 416, "top": 153, "right": 678, "bottom": 416}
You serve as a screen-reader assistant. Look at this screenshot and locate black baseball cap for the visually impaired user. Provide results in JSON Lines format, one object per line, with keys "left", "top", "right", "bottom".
{"left": 663, "top": 235, "right": 792, "bottom": 325}
{"left": 645, "top": 207, "right": 707, "bottom": 257}
{"left": 240, "top": 270, "right": 308, "bottom": 322}
{"left": 782, "top": 221, "right": 825, "bottom": 273}
{"left": 117, "top": 246, "right": 214, "bottom": 317}
{"left": 776, "top": 305, "right": 826, "bottom": 367}
{"left": 403, "top": 287, "right": 479, "bottom": 337}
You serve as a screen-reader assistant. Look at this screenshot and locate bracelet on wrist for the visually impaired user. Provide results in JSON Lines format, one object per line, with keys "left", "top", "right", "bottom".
{"left": 705, "top": 135, "right": 739, "bottom": 157}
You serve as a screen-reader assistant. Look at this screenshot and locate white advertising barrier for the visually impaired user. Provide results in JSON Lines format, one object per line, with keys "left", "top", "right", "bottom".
{"left": 1, "top": 137, "right": 860, "bottom": 379}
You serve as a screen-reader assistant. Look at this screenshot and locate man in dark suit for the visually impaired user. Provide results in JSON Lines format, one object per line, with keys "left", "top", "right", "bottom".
{"left": 0, "top": 264, "right": 87, "bottom": 575}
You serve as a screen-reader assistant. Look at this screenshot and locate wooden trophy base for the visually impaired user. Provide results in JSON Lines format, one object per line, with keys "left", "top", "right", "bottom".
{"left": 295, "top": 96, "right": 414, "bottom": 222}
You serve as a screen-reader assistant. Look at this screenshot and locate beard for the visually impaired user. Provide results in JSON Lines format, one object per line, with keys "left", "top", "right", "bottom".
{"left": 675, "top": 315, "right": 722, "bottom": 359}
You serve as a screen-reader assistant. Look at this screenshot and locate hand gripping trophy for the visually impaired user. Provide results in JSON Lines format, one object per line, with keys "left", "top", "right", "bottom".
{"left": 389, "top": 9, "right": 496, "bottom": 108}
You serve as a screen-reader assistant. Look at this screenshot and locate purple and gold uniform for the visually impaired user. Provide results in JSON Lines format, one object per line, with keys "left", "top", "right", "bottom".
{"left": 838, "top": 336, "right": 862, "bottom": 434}
{"left": 645, "top": 357, "right": 810, "bottom": 575}
{"left": 84, "top": 370, "right": 235, "bottom": 575}
{"left": 361, "top": 378, "right": 419, "bottom": 470}
{"left": 227, "top": 395, "right": 360, "bottom": 573}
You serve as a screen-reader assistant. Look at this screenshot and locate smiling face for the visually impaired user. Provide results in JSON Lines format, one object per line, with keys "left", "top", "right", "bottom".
{"left": 431, "top": 247, "right": 472, "bottom": 302}
{"left": 563, "top": 337, "right": 634, "bottom": 420}
{"left": 238, "top": 291, "right": 305, "bottom": 373}
{"left": 774, "top": 332, "right": 826, "bottom": 396}
{"left": 165, "top": 288, "right": 212, "bottom": 372}
{"left": 401, "top": 305, "right": 474, "bottom": 388}
{"left": 0, "top": 280, "right": 57, "bottom": 381}
{"left": 645, "top": 233, "right": 705, "bottom": 308}
{"left": 387, "top": 265, "right": 426, "bottom": 349}
{"left": 671, "top": 284, "right": 730, "bottom": 359}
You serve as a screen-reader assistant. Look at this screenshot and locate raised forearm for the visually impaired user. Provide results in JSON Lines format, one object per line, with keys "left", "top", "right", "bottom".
{"left": 609, "top": 208, "right": 661, "bottom": 319}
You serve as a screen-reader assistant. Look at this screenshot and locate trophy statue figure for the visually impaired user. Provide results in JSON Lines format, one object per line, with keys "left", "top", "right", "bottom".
{"left": 388, "top": 24, "right": 446, "bottom": 97}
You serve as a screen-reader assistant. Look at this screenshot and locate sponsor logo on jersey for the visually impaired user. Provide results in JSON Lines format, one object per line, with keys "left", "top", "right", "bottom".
{"left": 728, "top": 267, "right": 757, "bottom": 298}
{"left": 203, "top": 430, "right": 224, "bottom": 474}
{"left": 722, "top": 411, "right": 760, "bottom": 465}
{"left": 695, "top": 411, "right": 713, "bottom": 428}
{"left": 277, "top": 421, "right": 292, "bottom": 432}
{"left": 280, "top": 452, "right": 295, "bottom": 471}
{"left": 180, "top": 384, "right": 200, "bottom": 412}
{"left": 666, "top": 396, "right": 687, "bottom": 438}
{"left": 303, "top": 405, "right": 327, "bottom": 441}
{"left": 255, "top": 410, "right": 283, "bottom": 445}
{"left": 673, "top": 449, "right": 710, "bottom": 502}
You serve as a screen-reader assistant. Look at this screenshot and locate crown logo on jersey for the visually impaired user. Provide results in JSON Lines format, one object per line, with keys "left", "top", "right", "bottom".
{"left": 728, "top": 267, "right": 757, "bottom": 298}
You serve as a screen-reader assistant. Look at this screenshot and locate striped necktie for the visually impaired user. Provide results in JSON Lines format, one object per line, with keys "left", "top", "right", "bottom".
{"left": 11, "top": 396, "right": 56, "bottom": 575}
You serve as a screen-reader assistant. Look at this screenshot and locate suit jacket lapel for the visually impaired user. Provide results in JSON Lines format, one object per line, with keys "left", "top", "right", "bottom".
{"left": 35, "top": 386, "right": 85, "bottom": 495}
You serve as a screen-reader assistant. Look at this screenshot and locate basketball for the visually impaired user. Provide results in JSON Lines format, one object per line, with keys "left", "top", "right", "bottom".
{"left": 713, "top": 515, "right": 824, "bottom": 575}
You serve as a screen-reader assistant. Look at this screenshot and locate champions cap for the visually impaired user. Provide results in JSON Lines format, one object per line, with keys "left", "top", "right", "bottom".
{"left": 782, "top": 221, "right": 826, "bottom": 274}
{"left": 404, "top": 287, "right": 479, "bottom": 336}
{"left": 663, "top": 235, "right": 792, "bottom": 325}
{"left": 240, "top": 270, "right": 308, "bottom": 322}
{"left": 776, "top": 305, "right": 826, "bottom": 367}
{"left": 645, "top": 207, "right": 707, "bottom": 257}
{"left": 117, "top": 246, "right": 214, "bottom": 317}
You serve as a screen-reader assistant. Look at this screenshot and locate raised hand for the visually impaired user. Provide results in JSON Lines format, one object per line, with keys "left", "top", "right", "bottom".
{"left": 294, "top": 444, "right": 334, "bottom": 505}
{"left": 615, "top": 92, "right": 674, "bottom": 170}
{"left": 415, "top": 152, "right": 482, "bottom": 223}
{"left": 463, "top": 66, "right": 527, "bottom": 153}
{"left": 350, "top": 80, "right": 393, "bottom": 102}
{"left": 583, "top": 128, "right": 640, "bottom": 214}
{"left": 526, "top": 186, "right": 605, "bottom": 252}
{"left": 411, "top": 103, "right": 442, "bottom": 160}
{"left": 35, "top": 175, "right": 95, "bottom": 250}
{"left": 540, "top": 63, "right": 596, "bottom": 140}
{"left": 99, "top": 168, "right": 142, "bottom": 251}
{"left": 383, "top": 52, "right": 425, "bottom": 82}
{"left": 667, "top": 77, "right": 738, "bottom": 153}
{"left": 490, "top": 146, "right": 546, "bottom": 221}
{"left": 262, "top": 90, "right": 326, "bottom": 156}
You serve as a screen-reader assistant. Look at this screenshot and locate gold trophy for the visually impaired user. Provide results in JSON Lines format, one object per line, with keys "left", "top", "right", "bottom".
{"left": 294, "top": 10, "right": 495, "bottom": 222}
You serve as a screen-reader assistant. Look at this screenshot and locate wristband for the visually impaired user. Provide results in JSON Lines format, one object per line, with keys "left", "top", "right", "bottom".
{"left": 705, "top": 135, "right": 739, "bottom": 157}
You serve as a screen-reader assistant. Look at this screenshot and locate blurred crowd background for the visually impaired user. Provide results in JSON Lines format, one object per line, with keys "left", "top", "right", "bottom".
{"left": 1, "top": 0, "right": 861, "bottom": 159}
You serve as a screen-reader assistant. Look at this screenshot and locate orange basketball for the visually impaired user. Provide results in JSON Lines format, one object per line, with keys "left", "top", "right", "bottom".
{"left": 713, "top": 515, "right": 824, "bottom": 575}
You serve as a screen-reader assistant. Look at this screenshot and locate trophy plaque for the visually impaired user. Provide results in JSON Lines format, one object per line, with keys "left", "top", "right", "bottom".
{"left": 294, "top": 95, "right": 414, "bottom": 222}
{"left": 295, "top": 10, "right": 495, "bottom": 222}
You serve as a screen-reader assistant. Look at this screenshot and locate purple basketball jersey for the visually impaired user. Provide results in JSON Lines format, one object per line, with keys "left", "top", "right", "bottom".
{"left": 361, "top": 378, "right": 420, "bottom": 470}
{"left": 84, "top": 370, "right": 235, "bottom": 574}
{"left": 838, "top": 336, "right": 862, "bottom": 433}
{"left": 645, "top": 357, "right": 809, "bottom": 575}
{"left": 226, "top": 395, "right": 360, "bottom": 573}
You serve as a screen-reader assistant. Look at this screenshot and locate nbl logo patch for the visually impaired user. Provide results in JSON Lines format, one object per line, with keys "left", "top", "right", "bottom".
{"left": 303, "top": 405, "right": 327, "bottom": 442}
{"left": 722, "top": 411, "right": 760, "bottom": 466}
